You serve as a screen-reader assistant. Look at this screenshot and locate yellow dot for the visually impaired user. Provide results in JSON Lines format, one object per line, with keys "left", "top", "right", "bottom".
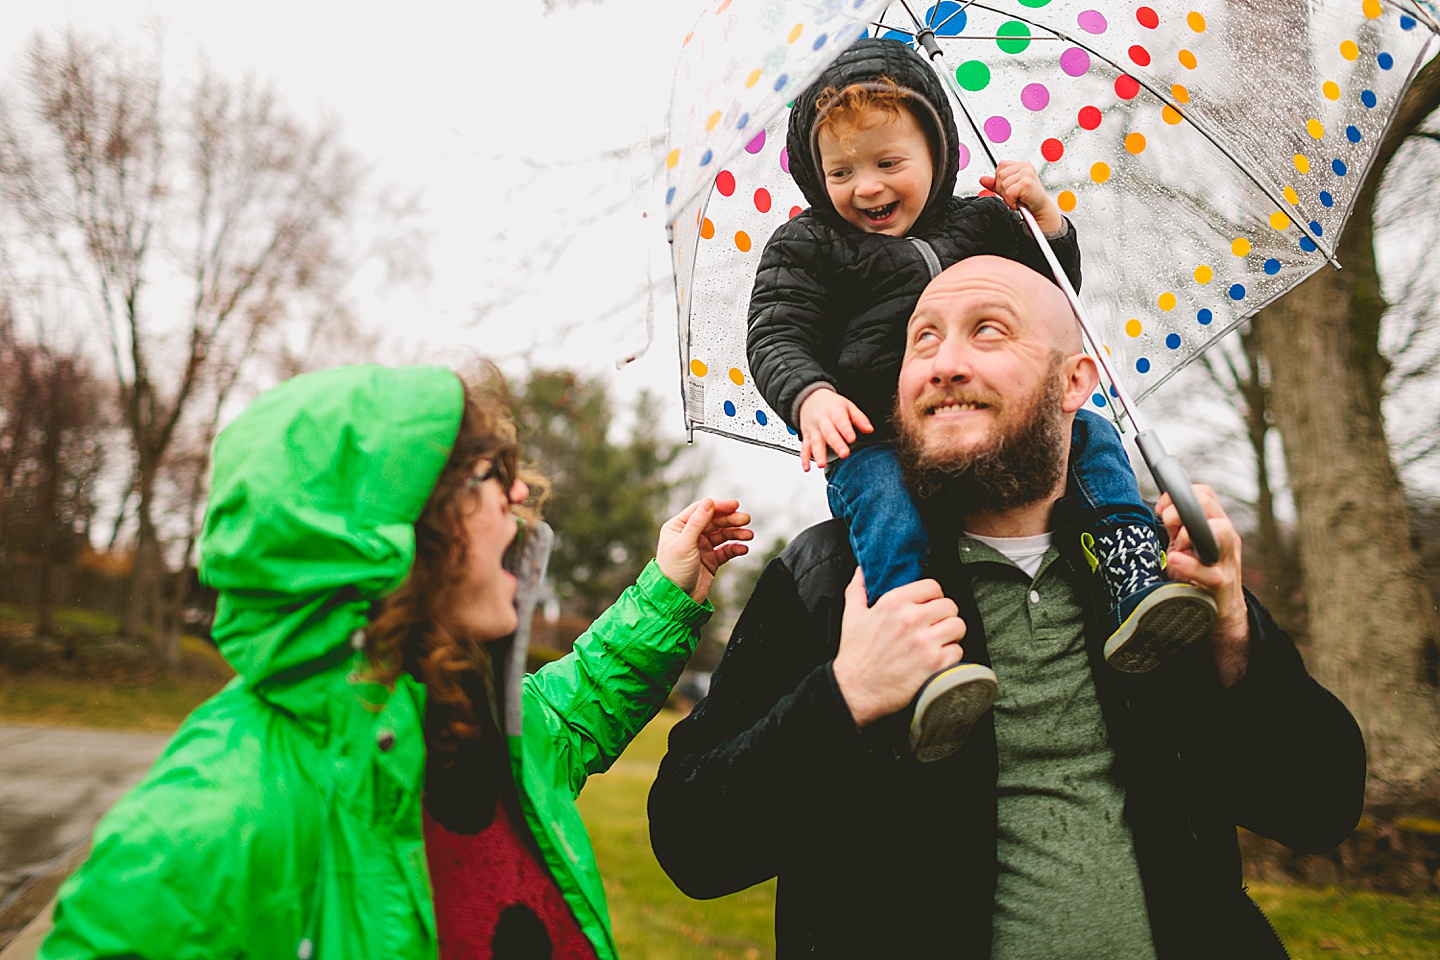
{"left": 1306, "top": 118, "right": 1325, "bottom": 139}
{"left": 667, "top": 149, "right": 681, "bottom": 169}
{"left": 1178, "top": 49, "right": 1198, "bottom": 69}
{"left": 1283, "top": 185, "right": 1300, "bottom": 204}
{"left": 1171, "top": 84, "right": 1191, "bottom": 104}
{"left": 1091, "top": 162, "right": 1111, "bottom": 184}
{"left": 1126, "top": 319, "right": 1143, "bottom": 338}
{"left": 1340, "top": 40, "right": 1360, "bottom": 61}
{"left": 735, "top": 231, "right": 752, "bottom": 253}
{"left": 1270, "top": 211, "right": 1292, "bottom": 231}
{"left": 690, "top": 359, "right": 709, "bottom": 377}
{"left": 788, "top": 23, "right": 804, "bottom": 43}
{"left": 700, "top": 217, "right": 715, "bottom": 240}
{"left": 1057, "top": 190, "right": 1077, "bottom": 212}
{"left": 1322, "top": 81, "right": 1341, "bottom": 101}
{"left": 1159, "top": 292, "right": 1177, "bottom": 311}
{"left": 1194, "top": 265, "right": 1213, "bottom": 284}
{"left": 746, "top": 68, "right": 763, "bottom": 88}
{"left": 707, "top": 111, "right": 722, "bottom": 131}
{"left": 1162, "top": 105, "right": 1184, "bottom": 125}
{"left": 1125, "top": 132, "right": 1147, "bottom": 154}
{"left": 729, "top": 367, "right": 745, "bottom": 385}
{"left": 1187, "top": 11, "right": 1206, "bottom": 31}
{"left": 1294, "top": 154, "right": 1311, "bottom": 174}
{"left": 1363, "top": 0, "right": 1382, "bottom": 18}
{"left": 1232, "top": 238, "right": 1252, "bottom": 257}
{"left": 1103, "top": 344, "right": 1112, "bottom": 356}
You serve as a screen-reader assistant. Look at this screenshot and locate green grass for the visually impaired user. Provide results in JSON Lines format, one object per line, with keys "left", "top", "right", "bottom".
{"left": 579, "top": 710, "right": 777, "bottom": 960}
{"left": 1249, "top": 882, "right": 1440, "bottom": 959}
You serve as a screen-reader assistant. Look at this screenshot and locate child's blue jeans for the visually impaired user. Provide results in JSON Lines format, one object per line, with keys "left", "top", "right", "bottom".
{"left": 826, "top": 408, "right": 1149, "bottom": 607}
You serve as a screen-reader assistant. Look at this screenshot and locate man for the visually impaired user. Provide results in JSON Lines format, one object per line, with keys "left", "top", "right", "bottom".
{"left": 648, "top": 257, "right": 1365, "bottom": 958}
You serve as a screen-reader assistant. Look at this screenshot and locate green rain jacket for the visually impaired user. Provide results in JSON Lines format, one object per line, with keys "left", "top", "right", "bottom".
{"left": 40, "top": 365, "right": 712, "bottom": 960}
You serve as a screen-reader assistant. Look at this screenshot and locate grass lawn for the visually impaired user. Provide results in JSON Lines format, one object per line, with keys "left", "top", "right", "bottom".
{"left": 1248, "top": 882, "right": 1440, "bottom": 959}
{"left": 579, "top": 710, "right": 777, "bottom": 960}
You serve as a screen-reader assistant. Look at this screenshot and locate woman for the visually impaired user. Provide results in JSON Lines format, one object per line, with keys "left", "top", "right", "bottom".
{"left": 40, "top": 364, "right": 750, "bottom": 960}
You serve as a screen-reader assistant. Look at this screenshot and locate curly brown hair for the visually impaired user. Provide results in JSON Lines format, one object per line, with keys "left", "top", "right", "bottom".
{"left": 813, "top": 76, "right": 913, "bottom": 144}
{"left": 364, "top": 367, "right": 546, "bottom": 755}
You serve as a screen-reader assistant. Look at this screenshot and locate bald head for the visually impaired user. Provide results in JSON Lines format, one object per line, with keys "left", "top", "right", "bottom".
{"left": 909, "top": 255, "right": 1082, "bottom": 355}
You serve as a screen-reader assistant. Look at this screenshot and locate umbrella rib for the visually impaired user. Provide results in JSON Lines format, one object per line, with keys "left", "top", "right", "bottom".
{"left": 955, "top": 1, "right": 1342, "bottom": 268}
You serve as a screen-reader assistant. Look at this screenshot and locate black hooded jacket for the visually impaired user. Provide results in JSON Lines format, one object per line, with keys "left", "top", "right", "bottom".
{"left": 745, "top": 38, "right": 1083, "bottom": 443}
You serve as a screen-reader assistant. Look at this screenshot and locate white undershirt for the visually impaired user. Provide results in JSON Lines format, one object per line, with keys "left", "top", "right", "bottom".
{"left": 962, "top": 531, "right": 1053, "bottom": 579}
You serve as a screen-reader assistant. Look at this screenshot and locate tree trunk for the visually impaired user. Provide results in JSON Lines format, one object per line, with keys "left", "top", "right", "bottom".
{"left": 1254, "top": 59, "right": 1440, "bottom": 814}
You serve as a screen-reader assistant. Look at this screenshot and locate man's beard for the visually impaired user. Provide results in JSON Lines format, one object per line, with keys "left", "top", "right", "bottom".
{"left": 893, "top": 364, "right": 1068, "bottom": 514}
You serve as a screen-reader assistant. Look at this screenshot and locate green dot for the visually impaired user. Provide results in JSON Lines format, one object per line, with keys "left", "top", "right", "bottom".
{"left": 1018, "top": 0, "right": 1053, "bottom": 8}
{"left": 955, "top": 60, "right": 991, "bottom": 91}
{"left": 996, "top": 21, "right": 1032, "bottom": 54}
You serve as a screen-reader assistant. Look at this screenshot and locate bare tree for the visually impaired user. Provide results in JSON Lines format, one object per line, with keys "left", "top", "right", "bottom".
{"left": 0, "top": 30, "right": 393, "bottom": 665}
{"left": 1253, "top": 56, "right": 1440, "bottom": 814}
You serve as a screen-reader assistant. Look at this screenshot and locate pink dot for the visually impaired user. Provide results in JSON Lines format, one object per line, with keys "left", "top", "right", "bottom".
{"left": 1021, "top": 83, "right": 1050, "bottom": 111}
{"left": 957, "top": 143, "right": 971, "bottom": 171}
{"left": 754, "top": 187, "right": 772, "bottom": 213}
{"left": 1060, "top": 47, "right": 1091, "bottom": 77}
{"left": 780, "top": 146, "right": 790, "bottom": 174}
{"left": 1077, "top": 10, "right": 1107, "bottom": 34}
{"left": 984, "top": 116, "right": 1012, "bottom": 143}
{"left": 745, "top": 130, "right": 766, "bottom": 154}
{"left": 716, "top": 170, "right": 736, "bottom": 196}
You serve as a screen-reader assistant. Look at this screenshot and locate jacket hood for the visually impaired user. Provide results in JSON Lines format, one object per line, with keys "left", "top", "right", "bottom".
{"left": 786, "top": 37, "right": 961, "bottom": 234}
{"left": 199, "top": 364, "right": 463, "bottom": 713}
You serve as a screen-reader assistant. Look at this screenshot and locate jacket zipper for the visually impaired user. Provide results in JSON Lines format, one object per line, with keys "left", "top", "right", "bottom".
{"left": 908, "top": 236, "right": 942, "bottom": 279}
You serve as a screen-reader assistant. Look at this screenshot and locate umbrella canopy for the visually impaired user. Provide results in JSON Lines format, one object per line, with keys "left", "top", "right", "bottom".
{"left": 666, "top": 0, "right": 1440, "bottom": 453}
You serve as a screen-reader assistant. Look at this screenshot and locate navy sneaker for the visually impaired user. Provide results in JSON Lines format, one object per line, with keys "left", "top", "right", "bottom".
{"left": 909, "top": 662, "right": 998, "bottom": 763}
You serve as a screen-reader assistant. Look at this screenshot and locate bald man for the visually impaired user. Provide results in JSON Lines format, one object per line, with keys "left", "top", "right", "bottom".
{"left": 649, "top": 258, "right": 1364, "bottom": 959}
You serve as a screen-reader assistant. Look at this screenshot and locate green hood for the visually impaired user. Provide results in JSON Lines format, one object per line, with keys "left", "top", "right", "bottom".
{"left": 199, "top": 364, "right": 463, "bottom": 718}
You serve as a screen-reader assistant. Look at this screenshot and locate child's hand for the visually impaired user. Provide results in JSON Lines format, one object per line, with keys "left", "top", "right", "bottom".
{"left": 979, "top": 160, "right": 1064, "bottom": 235}
{"left": 798, "top": 387, "right": 873, "bottom": 472}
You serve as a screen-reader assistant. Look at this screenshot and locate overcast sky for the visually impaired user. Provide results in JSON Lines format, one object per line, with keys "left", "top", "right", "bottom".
{"left": 1, "top": 0, "right": 835, "bottom": 552}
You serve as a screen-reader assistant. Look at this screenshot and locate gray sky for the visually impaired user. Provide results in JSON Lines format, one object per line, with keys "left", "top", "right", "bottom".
{"left": 1, "top": 0, "right": 834, "bottom": 551}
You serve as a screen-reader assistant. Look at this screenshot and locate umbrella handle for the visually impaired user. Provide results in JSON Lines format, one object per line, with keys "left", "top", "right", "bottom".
{"left": 1135, "top": 430, "right": 1221, "bottom": 566}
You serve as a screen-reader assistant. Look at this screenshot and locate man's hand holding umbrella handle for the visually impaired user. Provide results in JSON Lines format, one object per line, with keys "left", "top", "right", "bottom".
{"left": 832, "top": 569, "right": 967, "bottom": 728}
{"left": 1158, "top": 485, "right": 1251, "bottom": 687}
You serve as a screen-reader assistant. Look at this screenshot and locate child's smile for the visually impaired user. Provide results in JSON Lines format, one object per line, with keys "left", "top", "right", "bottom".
{"left": 817, "top": 108, "right": 934, "bottom": 238}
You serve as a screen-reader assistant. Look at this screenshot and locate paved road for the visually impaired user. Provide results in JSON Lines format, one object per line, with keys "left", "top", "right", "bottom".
{"left": 0, "top": 725, "right": 170, "bottom": 956}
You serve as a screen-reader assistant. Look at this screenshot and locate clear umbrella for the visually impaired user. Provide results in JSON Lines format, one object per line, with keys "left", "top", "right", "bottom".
{"left": 665, "top": 0, "right": 1440, "bottom": 559}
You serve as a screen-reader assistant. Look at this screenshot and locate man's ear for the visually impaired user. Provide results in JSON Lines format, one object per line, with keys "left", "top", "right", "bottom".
{"left": 1060, "top": 353, "right": 1100, "bottom": 414}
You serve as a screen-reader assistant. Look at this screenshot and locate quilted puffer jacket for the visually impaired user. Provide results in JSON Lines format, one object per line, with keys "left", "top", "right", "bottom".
{"left": 746, "top": 38, "right": 1083, "bottom": 445}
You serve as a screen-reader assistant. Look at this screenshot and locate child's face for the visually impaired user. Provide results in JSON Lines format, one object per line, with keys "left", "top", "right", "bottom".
{"left": 817, "top": 108, "right": 934, "bottom": 237}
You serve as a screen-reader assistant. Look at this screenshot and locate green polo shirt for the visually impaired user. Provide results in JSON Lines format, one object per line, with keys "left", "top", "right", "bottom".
{"left": 959, "top": 536, "right": 1157, "bottom": 960}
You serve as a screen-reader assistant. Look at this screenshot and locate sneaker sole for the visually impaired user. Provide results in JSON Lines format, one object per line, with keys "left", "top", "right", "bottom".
{"left": 909, "top": 663, "right": 998, "bottom": 764}
{"left": 1103, "top": 584, "right": 1218, "bottom": 674}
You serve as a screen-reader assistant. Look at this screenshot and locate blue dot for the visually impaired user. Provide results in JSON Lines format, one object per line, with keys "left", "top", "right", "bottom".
{"left": 1319, "top": 191, "right": 1334, "bottom": 207}
{"left": 854, "top": 0, "right": 866, "bottom": 8}
{"left": 1197, "top": 308, "right": 1213, "bottom": 325}
{"left": 736, "top": 113, "right": 749, "bottom": 129}
{"left": 1378, "top": 52, "right": 1394, "bottom": 70}
{"left": 666, "top": 186, "right": 676, "bottom": 205}
{"left": 858, "top": 28, "right": 870, "bottom": 39}
{"left": 881, "top": 29, "right": 910, "bottom": 42}
{"left": 930, "top": 3, "right": 968, "bottom": 35}
{"left": 755, "top": 409, "right": 768, "bottom": 426}
{"left": 1136, "top": 357, "right": 1152, "bottom": 374}
{"left": 1299, "top": 236, "right": 1317, "bottom": 252}
{"left": 1346, "top": 125, "right": 1362, "bottom": 143}
{"left": 1309, "top": 220, "right": 1324, "bottom": 236}
{"left": 1092, "top": 392, "right": 1108, "bottom": 408}
{"left": 1264, "top": 258, "right": 1281, "bottom": 275}
{"left": 813, "top": 33, "right": 828, "bottom": 51}
{"left": 775, "top": 75, "right": 791, "bottom": 92}
{"left": 1165, "top": 333, "right": 1182, "bottom": 349}
{"left": 1110, "top": 384, "right": 1119, "bottom": 398}
{"left": 786, "top": 424, "right": 798, "bottom": 436}
{"left": 1333, "top": 159, "right": 1348, "bottom": 176}
{"left": 1229, "top": 284, "right": 1246, "bottom": 301}
{"left": 1361, "top": 89, "right": 1377, "bottom": 108}
{"left": 700, "top": 149, "right": 713, "bottom": 166}
{"left": 723, "top": 400, "right": 736, "bottom": 417}
{"left": 1401, "top": 15, "right": 1416, "bottom": 30}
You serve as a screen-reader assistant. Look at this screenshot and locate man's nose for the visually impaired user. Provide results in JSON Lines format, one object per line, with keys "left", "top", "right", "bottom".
{"left": 930, "top": 337, "right": 972, "bottom": 383}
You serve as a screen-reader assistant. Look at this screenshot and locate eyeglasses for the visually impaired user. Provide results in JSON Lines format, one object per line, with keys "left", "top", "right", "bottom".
{"left": 464, "top": 450, "right": 518, "bottom": 500}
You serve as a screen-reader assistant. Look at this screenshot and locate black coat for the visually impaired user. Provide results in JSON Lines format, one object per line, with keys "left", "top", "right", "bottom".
{"left": 648, "top": 492, "right": 1365, "bottom": 959}
{"left": 745, "top": 39, "right": 1083, "bottom": 443}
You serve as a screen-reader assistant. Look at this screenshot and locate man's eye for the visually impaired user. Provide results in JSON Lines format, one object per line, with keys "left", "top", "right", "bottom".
{"left": 915, "top": 329, "right": 938, "bottom": 343}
